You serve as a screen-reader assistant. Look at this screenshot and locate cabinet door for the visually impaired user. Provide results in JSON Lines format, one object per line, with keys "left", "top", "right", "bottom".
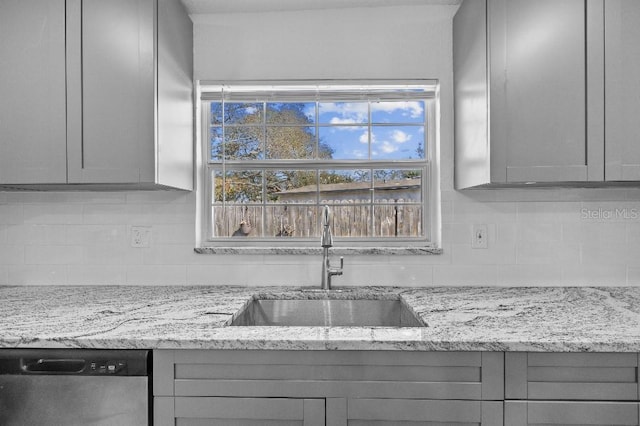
{"left": 505, "top": 352, "right": 639, "bottom": 401}
{"left": 0, "top": 0, "right": 67, "bottom": 184}
{"left": 340, "top": 399, "right": 502, "bottom": 426}
{"left": 156, "top": 397, "right": 324, "bottom": 426}
{"left": 489, "top": 0, "right": 604, "bottom": 183}
{"left": 605, "top": 0, "right": 640, "bottom": 180}
{"left": 505, "top": 401, "right": 640, "bottom": 425}
{"left": 66, "top": 0, "right": 155, "bottom": 184}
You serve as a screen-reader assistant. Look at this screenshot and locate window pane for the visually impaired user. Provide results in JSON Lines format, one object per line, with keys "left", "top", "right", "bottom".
{"left": 319, "top": 126, "right": 368, "bottom": 160}
{"left": 210, "top": 127, "right": 223, "bottom": 161}
{"left": 371, "top": 126, "right": 425, "bottom": 160}
{"left": 266, "top": 170, "right": 317, "bottom": 203}
{"left": 319, "top": 102, "right": 368, "bottom": 124}
{"left": 319, "top": 169, "right": 371, "bottom": 204}
{"left": 216, "top": 170, "right": 263, "bottom": 203}
{"left": 224, "top": 102, "right": 263, "bottom": 124}
{"left": 210, "top": 102, "right": 223, "bottom": 125}
{"left": 329, "top": 204, "right": 372, "bottom": 238}
{"left": 266, "top": 126, "right": 316, "bottom": 159}
{"left": 266, "top": 204, "right": 319, "bottom": 238}
{"left": 374, "top": 203, "right": 422, "bottom": 237}
{"left": 373, "top": 169, "right": 422, "bottom": 202}
{"left": 371, "top": 101, "right": 425, "bottom": 123}
{"left": 224, "top": 127, "right": 264, "bottom": 160}
{"left": 266, "top": 102, "right": 316, "bottom": 124}
{"left": 213, "top": 205, "right": 263, "bottom": 238}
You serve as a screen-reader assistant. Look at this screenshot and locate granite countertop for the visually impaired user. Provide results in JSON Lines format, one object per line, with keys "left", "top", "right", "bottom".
{"left": 0, "top": 286, "right": 638, "bottom": 352}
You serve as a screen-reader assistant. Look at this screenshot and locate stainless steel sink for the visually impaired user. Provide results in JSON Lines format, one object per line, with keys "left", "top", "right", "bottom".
{"left": 229, "top": 298, "right": 425, "bottom": 327}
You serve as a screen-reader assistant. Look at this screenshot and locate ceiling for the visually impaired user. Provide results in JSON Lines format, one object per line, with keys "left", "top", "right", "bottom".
{"left": 182, "top": 0, "right": 462, "bottom": 14}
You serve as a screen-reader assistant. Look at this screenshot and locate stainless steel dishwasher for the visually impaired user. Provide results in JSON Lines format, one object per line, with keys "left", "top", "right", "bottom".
{"left": 0, "top": 349, "right": 151, "bottom": 426}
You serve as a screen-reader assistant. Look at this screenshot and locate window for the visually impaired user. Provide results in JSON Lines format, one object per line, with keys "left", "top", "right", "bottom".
{"left": 200, "top": 81, "right": 438, "bottom": 247}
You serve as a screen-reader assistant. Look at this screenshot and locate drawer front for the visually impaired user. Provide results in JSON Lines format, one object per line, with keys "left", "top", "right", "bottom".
{"left": 155, "top": 350, "right": 503, "bottom": 400}
{"left": 505, "top": 401, "right": 640, "bottom": 426}
{"left": 346, "top": 399, "right": 502, "bottom": 426}
{"left": 156, "top": 397, "right": 324, "bottom": 426}
{"left": 506, "top": 352, "right": 640, "bottom": 401}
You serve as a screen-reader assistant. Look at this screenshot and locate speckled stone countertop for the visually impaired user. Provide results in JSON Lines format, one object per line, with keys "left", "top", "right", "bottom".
{"left": 0, "top": 286, "right": 638, "bottom": 352}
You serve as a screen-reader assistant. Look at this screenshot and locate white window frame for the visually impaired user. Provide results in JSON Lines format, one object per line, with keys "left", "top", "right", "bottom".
{"left": 197, "top": 80, "right": 440, "bottom": 249}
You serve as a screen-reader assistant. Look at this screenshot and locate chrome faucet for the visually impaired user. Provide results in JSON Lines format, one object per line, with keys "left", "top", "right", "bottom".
{"left": 321, "top": 205, "right": 343, "bottom": 290}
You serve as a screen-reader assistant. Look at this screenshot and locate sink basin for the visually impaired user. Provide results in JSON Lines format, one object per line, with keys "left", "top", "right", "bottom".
{"left": 229, "top": 298, "right": 425, "bottom": 327}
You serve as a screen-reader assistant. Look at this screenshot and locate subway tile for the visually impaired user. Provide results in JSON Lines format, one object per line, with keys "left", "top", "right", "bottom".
{"left": 24, "top": 204, "right": 82, "bottom": 225}
{"left": 65, "top": 224, "right": 127, "bottom": 245}
{"left": 561, "top": 264, "right": 627, "bottom": 286}
{"left": 0, "top": 266, "right": 7, "bottom": 285}
{"left": 562, "top": 222, "right": 628, "bottom": 245}
{"left": 9, "top": 265, "right": 67, "bottom": 285}
{"left": 142, "top": 244, "right": 214, "bottom": 265}
{"left": 139, "top": 203, "right": 194, "bottom": 225}
{"left": 126, "top": 190, "right": 194, "bottom": 205}
{"left": 451, "top": 241, "right": 516, "bottom": 265}
{"left": 433, "top": 265, "right": 497, "bottom": 286}
{"left": 516, "top": 222, "right": 562, "bottom": 243}
{"left": 497, "top": 264, "right": 563, "bottom": 286}
{"left": 25, "top": 245, "right": 83, "bottom": 265}
{"left": 0, "top": 205, "right": 23, "bottom": 224}
{"left": 6, "top": 224, "right": 67, "bottom": 245}
{"left": 82, "top": 245, "right": 143, "bottom": 266}
{"left": 580, "top": 242, "right": 631, "bottom": 265}
{"left": 517, "top": 201, "right": 582, "bottom": 224}
{"left": 150, "top": 223, "right": 196, "bottom": 245}
{"left": 0, "top": 245, "right": 24, "bottom": 265}
{"left": 67, "top": 266, "right": 126, "bottom": 285}
{"left": 125, "top": 265, "right": 187, "bottom": 285}
{"left": 10, "top": 192, "right": 126, "bottom": 205}
{"left": 516, "top": 241, "right": 580, "bottom": 265}
{"left": 82, "top": 204, "right": 143, "bottom": 225}
{"left": 187, "top": 264, "right": 250, "bottom": 286}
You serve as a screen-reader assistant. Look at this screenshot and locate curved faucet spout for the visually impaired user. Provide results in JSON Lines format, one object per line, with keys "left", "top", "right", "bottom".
{"left": 320, "top": 205, "right": 343, "bottom": 289}
{"left": 320, "top": 205, "right": 333, "bottom": 248}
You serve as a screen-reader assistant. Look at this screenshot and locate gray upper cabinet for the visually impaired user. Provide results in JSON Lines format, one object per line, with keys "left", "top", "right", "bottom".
{"left": 605, "top": 1, "right": 640, "bottom": 181}
{"left": 0, "top": 0, "right": 193, "bottom": 190}
{"left": 0, "top": 0, "right": 68, "bottom": 185}
{"left": 454, "top": 0, "right": 606, "bottom": 188}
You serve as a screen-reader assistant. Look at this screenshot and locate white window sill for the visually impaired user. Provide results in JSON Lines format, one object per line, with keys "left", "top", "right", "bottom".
{"left": 194, "top": 247, "right": 442, "bottom": 255}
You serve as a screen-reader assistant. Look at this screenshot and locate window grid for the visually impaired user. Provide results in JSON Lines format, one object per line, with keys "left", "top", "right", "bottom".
{"left": 203, "top": 85, "right": 435, "bottom": 247}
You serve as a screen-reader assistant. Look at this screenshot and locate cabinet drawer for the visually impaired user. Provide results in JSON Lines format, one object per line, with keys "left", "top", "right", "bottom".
{"left": 506, "top": 352, "right": 640, "bottom": 401}
{"left": 155, "top": 350, "right": 503, "bottom": 400}
{"left": 156, "top": 396, "right": 324, "bottom": 426}
{"left": 505, "top": 401, "right": 640, "bottom": 426}
{"left": 345, "top": 399, "right": 502, "bottom": 426}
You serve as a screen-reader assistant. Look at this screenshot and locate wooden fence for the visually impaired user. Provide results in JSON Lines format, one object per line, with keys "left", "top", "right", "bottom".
{"left": 213, "top": 200, "right": 422, "bottom": 238}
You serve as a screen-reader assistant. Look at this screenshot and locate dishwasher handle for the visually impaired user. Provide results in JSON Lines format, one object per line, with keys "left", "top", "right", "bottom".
{"left": 22, "top": 358, "right": 86, "bottom": 373}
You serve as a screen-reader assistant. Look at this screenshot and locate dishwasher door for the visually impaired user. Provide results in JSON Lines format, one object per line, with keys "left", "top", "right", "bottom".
{"left": 0, "top": 349, "right": 150, "bottom": 426}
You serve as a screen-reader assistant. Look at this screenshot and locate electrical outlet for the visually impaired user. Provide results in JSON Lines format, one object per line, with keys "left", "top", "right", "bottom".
{"left": 472, "top": 224, "right": 488, "bottom": 249}
{"left": 131, "top": 226, "right": 151, "bottom": 248}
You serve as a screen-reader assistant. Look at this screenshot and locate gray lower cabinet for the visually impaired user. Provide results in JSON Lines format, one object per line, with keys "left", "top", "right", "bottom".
{"left": 505, "top": 352, "right": 640, "bottom": 426}
{"left": 153, "top": 350, "right": 505, "bottom": 426}
{"left": 505, "top": 401, "right": 640, "bottom": 426}
{"left": 155, "top": 396, "right": 325, "bottom": 426}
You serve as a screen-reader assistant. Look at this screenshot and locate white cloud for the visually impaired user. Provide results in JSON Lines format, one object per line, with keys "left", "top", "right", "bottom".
{"left": 380, "top": 141, "right": 398, "bottom": 154}
{"left": 330, "top": 117, "right": 360, "bottom": 126}
{"left": 371, "top": 101, "right": 424, "bottom": 119}
{"left": 320, "top": 102, "right": 368, "bottom": 122}
{"left": 390, "top": 129, "right": 412, "bottom": 144}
